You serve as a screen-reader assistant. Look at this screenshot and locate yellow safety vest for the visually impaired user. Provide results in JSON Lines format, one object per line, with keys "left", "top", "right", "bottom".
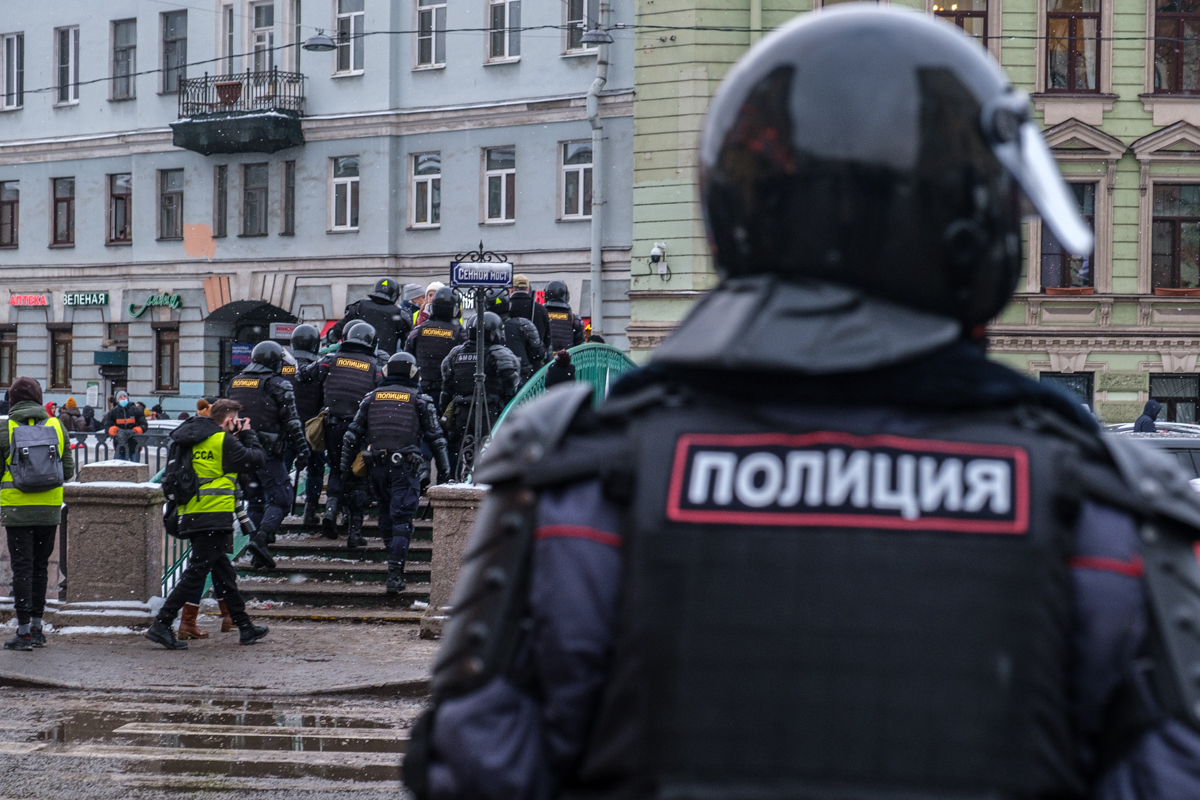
{"left": 180, "top": 431, "right": 237, "bottom": 521}
{"left": 1, "top": 417, "right": 66, "bottom": 508}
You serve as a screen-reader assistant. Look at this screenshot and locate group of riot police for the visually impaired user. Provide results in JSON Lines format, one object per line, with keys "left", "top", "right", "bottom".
{"left": 218, "top": 275, "right": 586, "bottom": 593}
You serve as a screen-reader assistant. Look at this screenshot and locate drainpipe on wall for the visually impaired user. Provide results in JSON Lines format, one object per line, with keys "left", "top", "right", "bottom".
{"left": 587, "top": 0, "right": 611, "bottom": 340}
{"left": 750, "top": 0, "right": 763, "bottom": 44}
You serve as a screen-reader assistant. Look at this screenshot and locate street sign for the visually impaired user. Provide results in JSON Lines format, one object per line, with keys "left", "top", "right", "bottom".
{"left": 451, "top": 262, "right": 513, "bottom": 289}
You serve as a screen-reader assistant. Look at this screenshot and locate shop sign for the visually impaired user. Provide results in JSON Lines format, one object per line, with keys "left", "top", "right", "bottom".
{"left": 9, "top": 294, "right": 48, "bottom": 307}
{"left": 270, "top": 323, "right": 296, "bottom": 340}
{"left": 64, "top": 292, "right": 109, "bottom": 306}
{"left": 128, "top": 292, "right": 182, "bottom": 318}
{"left": 231, "top": 343, "right": 253, "bottom": 366}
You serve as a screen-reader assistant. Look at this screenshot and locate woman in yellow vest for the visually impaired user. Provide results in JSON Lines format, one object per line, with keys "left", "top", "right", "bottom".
{"left": 145, "top": 399, "right": 271, "bottom": 650}
{"left": 1, "top": 378, "right": 73, "bottom": 651}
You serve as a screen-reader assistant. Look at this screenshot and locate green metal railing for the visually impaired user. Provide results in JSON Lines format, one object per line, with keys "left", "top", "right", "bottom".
{"left": 492, "top": 343, "right": 639, "bottom": 432}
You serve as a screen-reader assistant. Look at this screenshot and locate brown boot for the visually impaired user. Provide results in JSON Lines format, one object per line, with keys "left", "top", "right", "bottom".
{"left": 177, "top": 602, "right": 209, "bottom": 640}
{"left": 218, "top": 600, "right": 235, "bottom": 633}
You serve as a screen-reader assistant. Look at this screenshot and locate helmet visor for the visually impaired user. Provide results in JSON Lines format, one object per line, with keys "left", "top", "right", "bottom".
{"left": 993, "top": 119, "right": 1094, "bottom": 257}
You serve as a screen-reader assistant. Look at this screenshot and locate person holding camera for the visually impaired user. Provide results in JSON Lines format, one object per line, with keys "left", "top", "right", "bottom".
{"left": 146, "top": 399, "right": 270, "bottom": 650}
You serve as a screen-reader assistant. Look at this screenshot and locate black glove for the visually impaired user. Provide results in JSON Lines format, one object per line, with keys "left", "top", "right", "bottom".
{"left": 294, "top": 448, "right": 310, "bottom": 470}
{"left": 432, "top": 438, "right": 452, "bottom": 484}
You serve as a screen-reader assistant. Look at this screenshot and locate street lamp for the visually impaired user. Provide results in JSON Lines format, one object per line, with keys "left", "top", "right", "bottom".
{"left": 581, "top": 27, "right": 614, "bottom": 45}
{"left": 302, "top": 30, "right": 337, "bottom": 52}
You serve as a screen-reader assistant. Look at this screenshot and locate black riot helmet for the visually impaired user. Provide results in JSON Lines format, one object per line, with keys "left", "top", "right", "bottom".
{"left": 345, "top": 320, "right": 377, "bottom": 349}
{"left": 545, "top": 280, "right": 570, "bottom": 305}
{"left": 386, "top": 351, "right": 418, "bottom": 380}
{"left": 698, "top": 6, "right": 1091, "bottom": 330}
{"left": 467, "top": 312, "right": 504, "bottom": 345}
{"left": 251, "top": 340, "right": 285, "bottom": 374}
{"left": 290, "top": 324, "right": 321, "bottom": 356}
{"left": 430, "top": 287, "right": 457, "bottom": 321}
{"left": 369, "top": 278, "right": 401, "bottom": 304}
{"left": 490, "top": 290, "right": 511, "bottom": 317}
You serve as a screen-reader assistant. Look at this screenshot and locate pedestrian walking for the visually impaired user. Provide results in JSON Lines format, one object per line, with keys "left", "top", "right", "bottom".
{"left": 146, "top": 399, "right": 269, "bottom": 650}
{"left": 1135, "top": 399, "right": 1161, "bottom": 432}
{"left": 2, "top": 378, "right": 73, "bottom": 651}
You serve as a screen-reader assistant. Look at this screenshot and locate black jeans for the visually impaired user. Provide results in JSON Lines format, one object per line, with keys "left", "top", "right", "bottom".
{"left": 5, "top": 525, "right": 56, "bottom": 626}
{"left": 159, "top": 531, "right": 249, "bottom": 628}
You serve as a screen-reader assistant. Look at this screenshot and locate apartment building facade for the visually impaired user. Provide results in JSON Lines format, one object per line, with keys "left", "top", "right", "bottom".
{"left": 0, "top": 0, "right": 634, "bottom": 412}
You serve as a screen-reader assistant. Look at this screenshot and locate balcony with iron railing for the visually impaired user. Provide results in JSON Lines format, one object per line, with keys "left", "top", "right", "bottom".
{"left": 170, "top": 69, "right": 306, "bottom": 156}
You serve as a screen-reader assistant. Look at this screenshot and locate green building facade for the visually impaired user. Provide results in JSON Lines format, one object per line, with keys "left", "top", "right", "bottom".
{"left": 628, "top": 0, "right": 1200, "bottom": 423}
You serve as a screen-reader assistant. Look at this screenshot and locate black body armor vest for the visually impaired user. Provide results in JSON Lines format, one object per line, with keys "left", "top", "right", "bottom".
{"left": 510, "top": 292, "right": 535, "bottom": 321}
{"left": 352, "top": 299, "right": 406, "bottom": 354}
{"left": 283, "top": 359, "right": 323, "bottom": 422}
{"left": 366, "top": 388, "right": 420, "bottom": 452}
{"left": 451, "top": 348, "right": 479, "bottom": 398}
{"left": 502, "top": 318, "right": 531, "bottom": 371}
{"left": 546, "top": 304, "right": 575, "bottom": 351}
{"left": 571, "top": 398, "right": 1085, "bottom": 800}
{"left": 414, "top": 321, "right": 460, "bottom": 383}
{"left": 227, "top": 373, "right": 281, "bottom": 434}
{"left": 323, "top": 353, "right": 377, "bottom": 418}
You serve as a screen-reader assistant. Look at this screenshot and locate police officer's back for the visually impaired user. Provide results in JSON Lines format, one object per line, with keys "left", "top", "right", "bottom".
{"left": 509, "top": 274, "right": 551, "bottom": 345}
{"left": 439, "top": 311, "right": 520, "bottom": 419}
{"left": 491, "top": 290, "right": 545, "bottom": 382}
{"left": 409, "top": 9, "right": 1200, "bottom": 800}
{"left": 327, "top": 278, "right": 412, "bottom": 355}
{"left": 406, "top": 287, "right": 464, "bottom": 406}
{"left": 285, "top": 324, "right": 326, "bottom": 526}
{"left": 542, "top": 280, "right": 585, "bottom": 352}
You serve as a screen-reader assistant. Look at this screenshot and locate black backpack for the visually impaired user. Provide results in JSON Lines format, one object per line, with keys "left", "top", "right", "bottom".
{"left": 8, "top": 420, "right": 65, "bottom": 492}
{"left": 161, "top": 439, "right": 201, "bottom": 540}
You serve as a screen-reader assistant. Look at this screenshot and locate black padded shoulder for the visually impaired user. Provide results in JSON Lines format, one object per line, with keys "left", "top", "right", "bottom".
{"left": 473, "top": 383, "right": 593, "bottom": 485}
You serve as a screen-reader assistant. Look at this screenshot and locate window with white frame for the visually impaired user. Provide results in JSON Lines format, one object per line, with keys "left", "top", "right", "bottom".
{"left": 412, "top": 153, "right": 441, "bottom": 227}
{"left": 331, "top": 156, "right": 360, "bottom": 230}
{"left": 252, "top": 3, "right": 274, "bottom": 73}
{"left": 485, "top": 147, "right": 516, "bottom": 222}
{"left": 222, "top": 4, "right": 235, "bottom": 74}
{"left": 1, "top": 34, "right": 23, "bottom": 110}
{"left": 162, "top": 11, "right": 187, "bottom": 93}
{"left": 336, "top": 0, "right": 365, "bottom": 73}
{"left": 489, "top": 0, "right": 521, "bottom": 60}
{"left": 566, "top": 0, "right": 595, "bottom": 51}
{"left": 293, "top": 0, "right": 302, "bottom": 72}
{"left": 561, "top": 142, "right": 592, "bottom": 219}
{"left": 55, "top": 26, "right": 80, "bottom": 105}
{"left": 112, "top": 20, "right": 136, "bottom": 100}
{"left": 417, "top": 0, "right": 446, "bottom": 67}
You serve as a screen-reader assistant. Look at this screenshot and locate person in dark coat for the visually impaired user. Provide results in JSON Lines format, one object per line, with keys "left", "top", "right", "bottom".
{"left": 543, "top": 349, "right": 576, "bottom": 388}
{"left": 81, "top": 405, "right": 100, "bottom": 432}
{"left": 1135, "top": 399, "right": 1162, "bottom": 432}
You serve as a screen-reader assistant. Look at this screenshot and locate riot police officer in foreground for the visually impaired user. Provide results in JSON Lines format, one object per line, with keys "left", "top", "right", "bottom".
{"left": 285, "top": 324, "right": 325, "bottom": 527}
{"left": 326, "top": 278, "right": 412, "bottom": 355}
{"left": 407, "top": 8, "right": 1200, "bottom": 799}
{"left": 439, "top": 312, "right": 520, "bottom": 469}
{"left": 405, "top": 287, "right": 464, "bottom": 407}
{"left": 542, "top": 279, "right": 585, "bottom": 352}
{"left": 490, "top": 290, "right": 545, "bottom": 383}
{"left": 342, "top": 352, "right": 451, "bottom": 593}
{"left": 227, "top": 341, "right": 310, "bottom": 569}
{"left": 299, "top": 321, "right": 382, "bottom": 547}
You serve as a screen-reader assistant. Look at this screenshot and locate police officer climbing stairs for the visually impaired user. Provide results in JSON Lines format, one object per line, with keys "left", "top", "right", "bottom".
{"left": 284, "top": 324, "right": 326, "bottom": 528}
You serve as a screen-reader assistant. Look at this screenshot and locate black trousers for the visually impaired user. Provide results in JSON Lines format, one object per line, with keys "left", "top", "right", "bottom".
{"left": 5, "top": 525, "right": 56, "bottom": 626}
{"left": 159, "top": 531, "right": 249, "bottom": 628}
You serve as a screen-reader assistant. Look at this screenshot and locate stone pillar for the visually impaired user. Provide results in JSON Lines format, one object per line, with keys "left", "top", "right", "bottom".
{"left": 58, "top": 460, "right": 163, "bottom": 628}
{"left": 421, "top": 484, "right": 487, "bottom": 639}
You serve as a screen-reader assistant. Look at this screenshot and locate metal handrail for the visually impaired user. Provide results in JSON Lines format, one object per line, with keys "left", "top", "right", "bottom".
{"left": 491, "top": 343, "right": 638, "bottom": 433}
{"left": 178, "top": 68, "right": 305, "bottom": 118}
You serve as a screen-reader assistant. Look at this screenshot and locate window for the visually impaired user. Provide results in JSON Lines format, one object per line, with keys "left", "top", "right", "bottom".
{"left": 52, "top": 178, "right": 74, "bottom": 245}
{"left": 223, "top": 5, "right": 235, "bottom": 74}
{"left": 933, "top": 0, "right": 987, "bottom": 41}
{"left": 51, "top": 329, "right": 72, "bottom": 390}
{"left": 336, "top": 0, "right": 365, "bottom": 73}
{"left": 1040, "top": 372, "right": 1093, "bottom": 409}
{"left": 331, "top": 156, "right": 360, "bottom": 231}
{"left": 294, "top": 0, "right": 302, "bottom": 72}
{"left": 252, "top": 3, "right": 274, "bottom": 73}
{"left": 1047, "top": 0, "right": 1100, "bottom": 92}
{"left": 109, "top": 322, "right": 129, "bottom": 351}
{"left": 3, "top": 33, "right": 24, "bottom": 109}
{"left": 162, "top": 11, "right": 187, "bottom": 93}
{"left": 412, "top": 153, "right": 441, "bottom": 227}
{"left": 159, "top": 169, "right": 184, "bottom": 240}
{"left": 1155, "top": 0, "right": 1200, "bottom": 94}
{"left": 1041, "top": 182, "right": 1095, "bottom": 288}
{"left": 1153, "top": 184, "right": 1200, "bottom": 290}
{"left": 417, "top": 0, "right": 446, "bottom": 66}
{"left": 485, "top": 147, "right": 516, "bottom": 221}
{"left": 55, "top": 27, "right": 80, "bottom": 105}
{"left": 0, "top": 181, "right": 16, "bottom": 247}
{"left": 1151, "top": 374, "right": 1200, "bottom": 422}
{"left": 111, "top": 20, "right": 136, "bottom": 100}
{"left": 282, "top": 160, "right": 296, "bottom": 235}
{"left": 243, "top": 163, "right": 269, "bottom": 235}
{"left": 562, "top": 142, "right": 593, "bottom": 219}
{"left": 489, "top": 0, "right": 521, "bottom": 60}
{"left": 156, "top": 327, "right": 180, "bottom": 392}
{"left": 0, "top": 330, "right": 15, "bottom": 388}
{"left": 108, "top": 174, "right": 132, "bottom": 244}
{"left": 566, "top": 0, "right": 594, "bottom": 51}
{"left": 214, "top": 164, "right": 228, "bottom": 237}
